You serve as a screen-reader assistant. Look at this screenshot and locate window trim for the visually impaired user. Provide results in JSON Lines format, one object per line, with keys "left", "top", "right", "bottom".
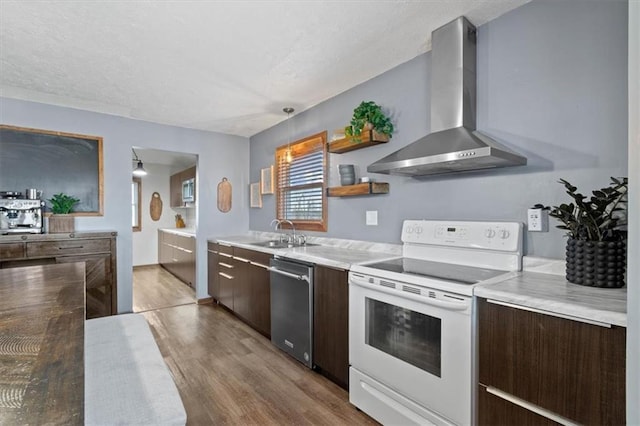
{"left": 132, "top": 177, "right": 142, "bottom": 232}
{"left": 275, "top": 131, "right": 327, "bottom": 232}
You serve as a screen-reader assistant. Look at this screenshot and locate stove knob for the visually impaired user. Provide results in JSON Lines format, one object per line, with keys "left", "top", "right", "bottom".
{"left": 14, "top": 201, "right": 22, "bottom": 209}
{"left": 485, "top": 229, "right": 496, "bottom": 238}
{"left": 406, "top": 226, "right": 413, "bottom": 234}
{"left": 415, "top": 226, "right": 423, "bottom": 235}
{"left": 499, "top": 229, "right": 510, "bottom": 239}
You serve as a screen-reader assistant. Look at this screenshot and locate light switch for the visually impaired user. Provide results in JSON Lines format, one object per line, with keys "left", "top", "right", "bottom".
{"left": 366, "top": 210, "right": 378, "bottom": 226}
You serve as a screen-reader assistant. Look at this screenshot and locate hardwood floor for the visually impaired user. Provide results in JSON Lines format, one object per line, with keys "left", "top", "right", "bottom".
{"left": 133, "top": 265, "right": 195, "bottom": 312}
{"left": 142, "top": 303, "right": 378, "bottom": 425}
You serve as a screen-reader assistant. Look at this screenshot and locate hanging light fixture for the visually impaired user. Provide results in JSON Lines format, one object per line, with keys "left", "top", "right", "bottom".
{"left": 132, "top": 148, "right": 147, "bottom": 176}
{"left": 283, "top": 107, "right": 294, "bottom": 163}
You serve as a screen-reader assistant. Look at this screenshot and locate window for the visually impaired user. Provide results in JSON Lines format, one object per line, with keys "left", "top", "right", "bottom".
{"left": 132, "top": 177, "right": 141, "bottom": 232}
{"left": 275, "top": 131, "right": 327, "bottom": 232}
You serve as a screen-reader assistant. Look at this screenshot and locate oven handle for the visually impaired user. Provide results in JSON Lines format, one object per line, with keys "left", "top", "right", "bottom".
{"left": 349, "top": 275, "right": 470, "bottom": 311}
{"left": 268, "top": 266, "right": 310, "bottom": 283}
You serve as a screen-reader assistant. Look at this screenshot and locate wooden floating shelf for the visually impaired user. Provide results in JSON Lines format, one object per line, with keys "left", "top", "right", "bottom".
{"left": 327, "top": 182, "right": 389, "bottom": 197}
{"left": 327, "top": 130, "right": 390, "bottom": 154}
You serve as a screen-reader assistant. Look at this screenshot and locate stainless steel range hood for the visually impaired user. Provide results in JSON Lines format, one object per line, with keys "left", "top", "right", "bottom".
{"left": 368, "top": 17, "right": 526, "bottom": 176}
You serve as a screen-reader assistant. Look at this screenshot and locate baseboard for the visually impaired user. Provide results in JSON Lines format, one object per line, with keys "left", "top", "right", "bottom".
{"left": 197, "top": 297, "right": 213, "bottom": 305}
{"left": 133, "top": 264, "right": 160, "bottom": 270}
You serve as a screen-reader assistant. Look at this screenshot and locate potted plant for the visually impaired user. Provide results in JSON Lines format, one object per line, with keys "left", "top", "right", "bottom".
{"left": 344, "top": 101, "right": 394, "bottom": 141}
{"left": 48, "top": 192, "right": 80, "bottom": 233}
{"left": 534, "top": 177, "right": 628, "bottom": 288}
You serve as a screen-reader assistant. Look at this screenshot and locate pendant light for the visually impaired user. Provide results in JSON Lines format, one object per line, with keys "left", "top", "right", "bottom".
{"left": 132, "top": 148, "right": 147, "bottom": 176}
{"left": 283, "top": 107, "right": 294, "bottom": 163}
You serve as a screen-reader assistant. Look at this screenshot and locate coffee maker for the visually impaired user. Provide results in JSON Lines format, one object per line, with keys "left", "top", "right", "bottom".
{"left": 0, "top": 191, "right": 45, "bottom": 234}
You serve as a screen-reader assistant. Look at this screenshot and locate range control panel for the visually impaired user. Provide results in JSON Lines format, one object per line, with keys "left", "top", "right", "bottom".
{"left": 402, "top": 220, "right": 522, "bottom": 252}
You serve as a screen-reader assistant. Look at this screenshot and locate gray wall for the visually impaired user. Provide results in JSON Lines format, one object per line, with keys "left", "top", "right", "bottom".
{"left": 0, "top": 97, "right": 250, "bottom": 311}
{"left": 249, "top": 0, "right": 628, "bottom": 259}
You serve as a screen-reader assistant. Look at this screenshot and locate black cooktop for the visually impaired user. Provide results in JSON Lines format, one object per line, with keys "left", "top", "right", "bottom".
{"left": 360, "top": 258, "right": 507, "bottom": 285}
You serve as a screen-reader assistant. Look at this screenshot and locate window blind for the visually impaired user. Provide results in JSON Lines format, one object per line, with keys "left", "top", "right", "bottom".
{"left": 275, "top": 131, "right": 327, "bottom": 231}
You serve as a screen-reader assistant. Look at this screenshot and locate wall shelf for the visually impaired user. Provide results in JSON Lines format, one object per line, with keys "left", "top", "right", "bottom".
{"left": 327, "top": 182, "right": 389, "bottom": 197}
{"left": 327, "top": 130, "right": 389, "bottom": 154}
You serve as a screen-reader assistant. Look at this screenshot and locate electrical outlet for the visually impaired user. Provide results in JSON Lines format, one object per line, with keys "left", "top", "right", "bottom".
{"left": 527, "top": 208, "right": 549, "bottom": 232}
{"left": 366, "top": 210, "right": 378, "bottom": 226}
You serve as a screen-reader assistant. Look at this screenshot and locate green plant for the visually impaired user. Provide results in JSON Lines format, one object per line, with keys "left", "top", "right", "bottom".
{"left": 48, "top": 193, "right": 80, "bottom": 214}
{"left": 344, "top": 101, "right": 394, "bottom": 138}
{"left": 534, "top": 177, "right": 628, "bottom": 241}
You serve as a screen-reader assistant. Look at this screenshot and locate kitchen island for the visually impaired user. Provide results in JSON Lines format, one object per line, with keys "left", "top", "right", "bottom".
{"left": 0, "top": 262, "right": 85, "bottom": 425}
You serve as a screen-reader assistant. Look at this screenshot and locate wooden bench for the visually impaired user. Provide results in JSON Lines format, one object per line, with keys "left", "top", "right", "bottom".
{"left": 84, "top": 314, "right": 187, "bottom": 425}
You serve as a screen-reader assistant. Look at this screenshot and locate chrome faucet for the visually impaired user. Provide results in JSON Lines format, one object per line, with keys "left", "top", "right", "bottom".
{"left": 281, "top": 220, "right": 296, "bottom": 243}
{"left": 270, "top": 219, "right": 299, "bottom": 244}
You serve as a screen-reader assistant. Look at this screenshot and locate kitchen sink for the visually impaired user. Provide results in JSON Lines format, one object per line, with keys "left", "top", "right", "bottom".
{"left": 250, "top": 240, "right": 320, "bottom": 249}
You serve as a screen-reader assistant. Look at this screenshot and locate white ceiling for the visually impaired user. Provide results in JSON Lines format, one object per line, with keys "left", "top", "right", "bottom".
{"left": 0, "top": 0, "right": 528, "bottom": 138}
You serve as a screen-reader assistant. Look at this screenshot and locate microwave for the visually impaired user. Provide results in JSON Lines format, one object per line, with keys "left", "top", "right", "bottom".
{"left": 182, "top": 178, "right": 195, "bottom": 203}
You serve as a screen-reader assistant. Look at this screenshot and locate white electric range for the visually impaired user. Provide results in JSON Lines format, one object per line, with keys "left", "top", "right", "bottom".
{"left": 349, "top": 220, "right": 523, "bottom": 425}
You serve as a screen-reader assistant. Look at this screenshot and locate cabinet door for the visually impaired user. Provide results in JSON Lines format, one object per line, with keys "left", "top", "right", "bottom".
{"left": 207, "top": 243, "right": 220, "bottom": 300}
{"left": 56, "top": 253, "right": 112, "bottom": 319}
{"left": 170, "top": 172, "right": 182, "bottom": 207}
{"left": 235, "top": 247, "right": 271, "bottom": 337}
{"left": 218, "top": 267, "right": 234, "bottom": 310}
{"left": 478, "top": 298, "right": 626, "bottom": 425}
{"left": 231, "top": 252, "right": 251, "bottom": 322}
{"left": 313, "top": 265, "right": 349, "bottom": 389}
{"left": 0, "top": 243, "right": 25, "bottom": 260}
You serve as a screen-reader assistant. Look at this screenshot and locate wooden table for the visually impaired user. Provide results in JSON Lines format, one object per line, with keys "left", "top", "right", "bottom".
{"left": 0, "top": 262, "right": 85, "bottom": 425}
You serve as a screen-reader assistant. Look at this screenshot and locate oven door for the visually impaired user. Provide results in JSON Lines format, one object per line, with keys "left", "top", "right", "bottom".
{"left": 349, "top": 273, "right": 473, "bottom": 425}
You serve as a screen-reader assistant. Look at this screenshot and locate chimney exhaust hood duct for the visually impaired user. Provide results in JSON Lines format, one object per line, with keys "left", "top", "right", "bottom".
{"left": 368, "top": 17, "right": 526, "bottom": 176}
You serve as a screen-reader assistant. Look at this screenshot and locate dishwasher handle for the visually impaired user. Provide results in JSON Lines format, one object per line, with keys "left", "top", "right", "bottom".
{"left": 268, "top": 266, "right": 309, "bottom": 283}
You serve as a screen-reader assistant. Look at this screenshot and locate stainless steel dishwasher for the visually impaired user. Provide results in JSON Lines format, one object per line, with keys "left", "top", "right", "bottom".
{"left": 269, "top": 256, "right": 314, "bottom": 368}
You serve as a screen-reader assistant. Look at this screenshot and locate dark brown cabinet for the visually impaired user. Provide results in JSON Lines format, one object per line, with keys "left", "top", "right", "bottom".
{"left": 207, "top": 242, "right": 220, "bottom": 301}
{"left": 216, "top": 244, "right": 235, "bottom": 310}
{"left": 158, "top": 230, "right": 195, "bottom": 287}
{"left": 169, "top": 165, "right": 196, "bottom": 207}
{"left": 313, "top": 265, "right": 349, "bottom": 389}
{"left": 206, "top": 244, "right": 271, "bottom": 337}
{"left": 477, "top": 298, "right": 626, "bottom": 425}
{"left": 0, "top": 232, "right": 117, "bottom": 319}
{"left": 234, "top": 247, "right": 271, "bottom": 337}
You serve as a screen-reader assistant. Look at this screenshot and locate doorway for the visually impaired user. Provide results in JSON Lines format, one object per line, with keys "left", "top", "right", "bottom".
{"left": 130, "top": 147, "right": 198, "bottom": 312}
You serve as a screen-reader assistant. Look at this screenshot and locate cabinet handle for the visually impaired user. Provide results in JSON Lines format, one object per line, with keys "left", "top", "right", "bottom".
{"left": 218, "top": 262, "right": 234, "bottom": 269}
{"left": 233, "top": 256, "right": 250, "bottom": 263}
{"left": 219, "top": 252, "right": 233, "bottom": 258}
{"left": 486, "top": 299, "right": 612, "bottom": 328}
{"left": 485, "top": 387, "right": 579, "bottom": 426}
{"left": 218, "top": 272, "right": 233, "bottom": 279}
{"left": 59, "top": 246, "right": 83, "bottom": 250}
{"left": 249, "top": 261, "right": 269, "bottom": 270}
{"left": 182, "top": 249, "right": 193, "bottom": 254}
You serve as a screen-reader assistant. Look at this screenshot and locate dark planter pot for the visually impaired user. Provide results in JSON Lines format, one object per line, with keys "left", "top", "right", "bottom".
{"left": 566, "top": 238, "right": 626, "bottom": 288}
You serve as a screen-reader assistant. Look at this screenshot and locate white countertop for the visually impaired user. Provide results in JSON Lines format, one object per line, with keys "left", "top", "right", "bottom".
{"left": 161, "top": 228, "right": 196, "bottom": 237}
{"left": 213, "top": 233, "right": 400, "bottom": 270}
{"left": 475, "top": 258, "right": 627, "bottom": 327}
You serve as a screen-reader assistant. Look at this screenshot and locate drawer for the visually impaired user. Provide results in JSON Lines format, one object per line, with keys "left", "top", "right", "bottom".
{"left": 27, "top": 239, "right": 111, "bottom": 257}
{"left": 0, "top": 242, "right": 26, "bottom": 260}
{"left": 234, "top": 247, "right": 271, "bottom": 266}
{"left": 218, "top": 243, "right": 233, "bottom": 256}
